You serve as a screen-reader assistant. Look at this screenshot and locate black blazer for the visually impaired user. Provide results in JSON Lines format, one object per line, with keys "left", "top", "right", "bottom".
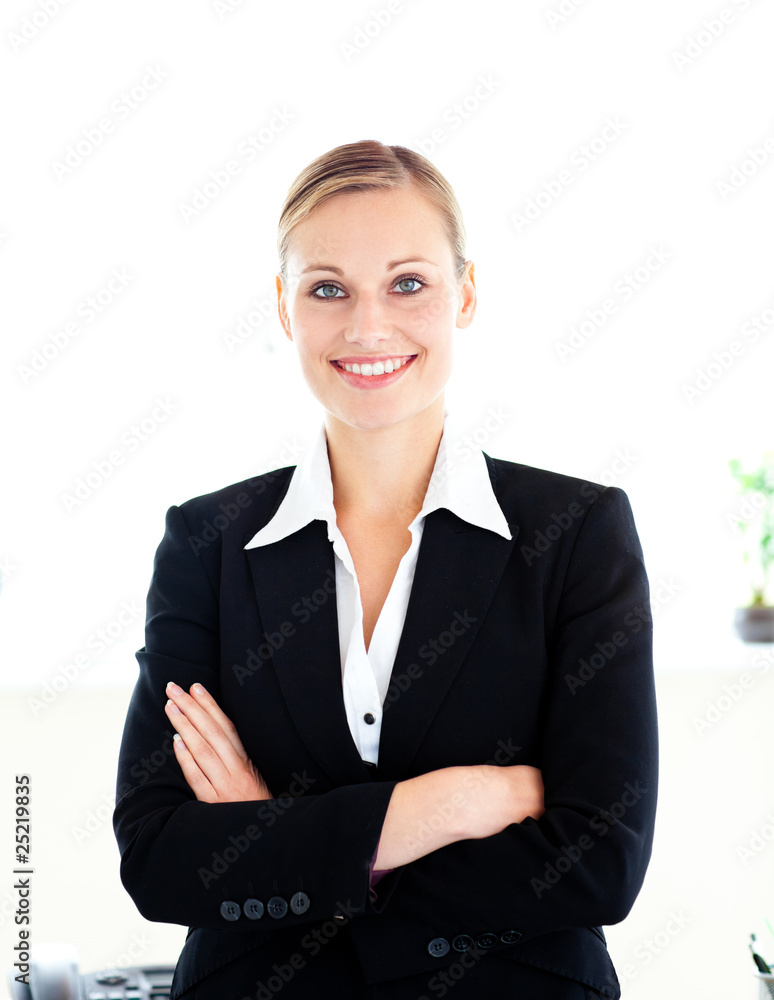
{"left": 113, "top": 453, "right": 658, "bottom": 1000}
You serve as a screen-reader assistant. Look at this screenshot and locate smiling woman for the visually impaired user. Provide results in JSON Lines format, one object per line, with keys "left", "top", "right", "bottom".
{"left": 113, "top": 139, "right": 658, "bottom": 999}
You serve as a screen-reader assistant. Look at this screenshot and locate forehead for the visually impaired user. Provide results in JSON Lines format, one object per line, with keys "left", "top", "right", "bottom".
{"left": 285, "top": 185, "right": 451, "bottom": 272}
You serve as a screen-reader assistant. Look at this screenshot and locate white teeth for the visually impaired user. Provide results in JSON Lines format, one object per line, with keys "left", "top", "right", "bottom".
{"left": 342, "top": 357, "right": 409, "bottom": 375}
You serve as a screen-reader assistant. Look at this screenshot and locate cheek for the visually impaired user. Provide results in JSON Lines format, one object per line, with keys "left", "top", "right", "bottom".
{"left": 406, "top": 295, "right": 456, "bottom": 341}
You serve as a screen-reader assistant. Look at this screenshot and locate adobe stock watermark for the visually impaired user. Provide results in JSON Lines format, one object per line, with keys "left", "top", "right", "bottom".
{"left": 617, "top": 909, "right": 693, "bottom": 987}
{"left": 413, "top": 74, "right": 500, "bottom": 157}
{"left": 715, "top": 126, "right": 774, "bottom": 201}
{"left": 681, "top": 294, "right": 774, "bottom": 403}
{"left": 564, "top": 576, "right": 681, "bottom": 695}
{"left": 544, "top": 0, "right": 592, "bottom": 29}
{"left": 104, "top": 933, "right": 153, "bottom": 973}
{"left": 211, "top": 0, "right": 248, "bottom": 19}
{"left": 232, "top": 569, "right": 337, "bottom": 685}
{"left": 246, "top": 897, "right": 360, "bottom": 1000}
{"left": 554, "top": 245, "right": 671, "bottom": 362}
{"left": 520, "top": 474, "right": 646, "bottom": 568}
{"left": 197, "top": 770, "right": 317, "bottom": 887}
{"left": 117, "top": 728, "right": 179, "bottom": 802}
{"left": 178, "top": 107, "right": 296, "bottom": 223}
{"left": 736, "top": 811, "right": 774, "bottom": 866}
{"left": 671, "top": 0, "right": 761, "bottom": 74}
{"left": 692, "top": 645, "right": 773, "bottom": 736}
{"left": 27, "top": 601, "right": 144, "bottom": 717}
{"left": 186, "top": 439, "right": 309, "bottom": 556}
{"left": 383, "top": 610, "right": 478, "bottom": 709}
{"left": 71, "top": 790, "right": 116, "bottom": 846}
{"left": 51, "top": 65, "right": 169, "bottom": 180}
{"left": 406, "top": 738, "right": 522, "bottom": 852}
{"left": 0, "top": 556, "right": 18, "bottom": 594}
{"left": 417, "top": 944, "right": 486, "bottom": 1000}
{"left": 509, "top": 116, "right": 628, "bottom": 234}
{"left": 61, "top": 397, "right": 179, "bottom": 513}
{"left": 17, "top": 267, "right": 135, "bottom": 384}
{"left": 531, "top": 780, "right": 649, "bottom": 897}
{"left": 339, "top": 0, "right": 418, "bottom": 63}
{"left": 7, "top": 0, "right": 72, "bottom": 52}
{"left": 222, "top": 292, "right": 275, "bottom": 353}
{"left": 726, "top": 488, "right": 768, "bottom": 535}
{"left": 429, "top": 406, "right": 510, "bottom": 492}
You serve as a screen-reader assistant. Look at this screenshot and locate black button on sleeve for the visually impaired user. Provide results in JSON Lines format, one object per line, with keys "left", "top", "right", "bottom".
{"left": 427, "top": 937, "right": 450, "bottom": 958}
{"left": 267, "top": 895, "right": 288, "bottom": 919}
{"left": 500, "top": 929, "right": 523, "bottom": 945}
{"left": 244, "top": 898, "right": 264, "bottom": 920}
{"left": 476, "top": 932, "right": 498, "bottom": 949}
{"left": 451, "top": 934, "right": 474, "bottom": 952}
{"left": 219, "top": 900, "right": 241, "bottom": 922}
{"left": 290, "top": 891, "right": 311, "bottom": 915}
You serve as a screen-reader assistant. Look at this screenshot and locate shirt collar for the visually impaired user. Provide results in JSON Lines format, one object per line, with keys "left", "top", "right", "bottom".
{"left": 244, "top": 408, "right": 512, "bottom": 550}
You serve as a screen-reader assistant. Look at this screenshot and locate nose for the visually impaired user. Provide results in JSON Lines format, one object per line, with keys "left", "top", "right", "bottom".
{"left": 344, "top": 291, "right": 391, "bottom": 348}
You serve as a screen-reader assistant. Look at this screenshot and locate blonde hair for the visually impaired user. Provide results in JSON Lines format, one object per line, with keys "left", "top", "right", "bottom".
{"left": 277, "top": 139, "right": 468, "bottom": 282}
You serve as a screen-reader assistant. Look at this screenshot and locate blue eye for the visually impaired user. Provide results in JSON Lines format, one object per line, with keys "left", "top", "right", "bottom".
{"left": 313, "top": 284, "right": 343, "bottom": 299}
{"left": 395, "top": 277, "right": 422, "bottom": 294}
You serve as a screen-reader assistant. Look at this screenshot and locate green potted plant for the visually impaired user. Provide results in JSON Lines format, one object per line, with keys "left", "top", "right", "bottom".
{"left": 729, "top": 451, "right": 774, "bottom": 642}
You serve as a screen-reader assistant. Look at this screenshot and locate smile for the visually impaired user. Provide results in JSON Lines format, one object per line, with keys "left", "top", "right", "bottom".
{"left": 332, "top": 356, "right": 415, "bottom": 376}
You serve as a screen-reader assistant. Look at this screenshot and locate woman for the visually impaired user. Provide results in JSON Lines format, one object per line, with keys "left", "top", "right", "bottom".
{"left": 114, "top": 139, "right": 658, "bottom": 999}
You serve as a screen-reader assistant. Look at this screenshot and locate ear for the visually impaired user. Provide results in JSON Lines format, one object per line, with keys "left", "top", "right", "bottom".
{"left": 276, "top": 273, "right": 293, "bottom": 342}
{"left": 455, "top": 260, "right": 477, "bottom": 330}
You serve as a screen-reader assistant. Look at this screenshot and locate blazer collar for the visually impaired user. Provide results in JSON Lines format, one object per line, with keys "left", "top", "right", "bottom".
{"left": 245, "top": 453, "right": 518, "bottom": 785}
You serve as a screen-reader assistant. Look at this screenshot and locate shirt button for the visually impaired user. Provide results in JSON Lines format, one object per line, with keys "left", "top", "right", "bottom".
{"left": 364, "top": 713, "right": 376, "bottom": 725}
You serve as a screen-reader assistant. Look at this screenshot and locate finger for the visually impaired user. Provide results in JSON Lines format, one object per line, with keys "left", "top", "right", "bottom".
{"left": 166, "top": 681, "right": 243, "bottom": 770}
{"left": 164, "top": 695, "right": 232, "bottom": 790}
{"left": 171, "top": 733, "right": 217, "bottom": 803}
{"left": 187, "top": 683, "right": 248, "bottom": 761}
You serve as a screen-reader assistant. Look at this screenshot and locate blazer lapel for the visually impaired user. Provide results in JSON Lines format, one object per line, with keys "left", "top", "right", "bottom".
{"left": 245, "top": 458, "right": 519, "bottom": 786}
{"left": 245, "top": 518, "right": 373, "bottom": 787}
{"left": 377, "top": 504, "right": 519, "bottom": 779}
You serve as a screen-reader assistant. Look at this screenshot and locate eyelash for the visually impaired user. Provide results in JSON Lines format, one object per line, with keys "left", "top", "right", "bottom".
{"left": 308, "top": 273, "right": 426, "bottom": 301}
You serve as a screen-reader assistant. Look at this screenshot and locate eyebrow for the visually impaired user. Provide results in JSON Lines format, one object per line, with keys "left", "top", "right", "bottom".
{"left": 299, "top": 256, "right": 439, "bottom": 276}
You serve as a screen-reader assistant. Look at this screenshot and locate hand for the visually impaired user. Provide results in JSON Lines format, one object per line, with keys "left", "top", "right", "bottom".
{"left": 164, "top": 681, "right": 272, "bottom": 803}
{"left": 374, "top": 763, "right": 545, "bottom": 870}
{"left": 459, "top": 763, "right": 545, "bottom": 840}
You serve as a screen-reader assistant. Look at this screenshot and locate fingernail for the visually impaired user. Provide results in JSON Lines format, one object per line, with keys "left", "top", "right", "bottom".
{"left": 192, "top": 683, "right": 205, "bottom": 695}
{"left": 173, "top": 734, "right": 186, "bottom": 750}
{"left": 167, "top": 681, "right": 182, "bottom": 695}
{"left": 166, "top": 699, "right": 181, "bottom": 714}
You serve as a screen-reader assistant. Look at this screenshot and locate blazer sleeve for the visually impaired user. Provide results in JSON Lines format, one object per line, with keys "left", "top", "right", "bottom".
{"left": 365, "top": 485, "right": 658, "bottom": 943}
{"left": 112, "top": 503, "right": 398, "bottom": 930}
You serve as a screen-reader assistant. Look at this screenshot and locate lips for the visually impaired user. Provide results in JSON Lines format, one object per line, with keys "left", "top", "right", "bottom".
{"left": 330, "top": 355, "right": 417, "bottom": 386}
{"left": 333, "top": 356, "right": 415, "bottom": 376}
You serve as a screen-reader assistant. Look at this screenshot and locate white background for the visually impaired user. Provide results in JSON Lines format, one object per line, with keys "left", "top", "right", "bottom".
{"left": 1, "top": 0, "right": 773, "bottom": 997}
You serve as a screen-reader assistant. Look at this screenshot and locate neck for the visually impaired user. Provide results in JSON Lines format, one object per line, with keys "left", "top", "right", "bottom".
{"left": 325, "top": 398, "right": 445, "bottom": 521}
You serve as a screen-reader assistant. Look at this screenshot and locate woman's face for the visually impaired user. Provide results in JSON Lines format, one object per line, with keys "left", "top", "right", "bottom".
{"left": 276, "top": 184, "right": 476, "bottom": 433}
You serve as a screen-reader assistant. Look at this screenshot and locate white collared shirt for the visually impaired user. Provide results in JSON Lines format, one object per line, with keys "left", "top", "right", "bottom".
{"left": 244, "top": 409, "right": 511, "bottom": 765}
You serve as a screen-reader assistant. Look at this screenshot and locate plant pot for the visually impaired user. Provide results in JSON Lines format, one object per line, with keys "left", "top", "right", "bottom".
{"left": 734, "top": 605, "right": 774, "bottom": 643}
